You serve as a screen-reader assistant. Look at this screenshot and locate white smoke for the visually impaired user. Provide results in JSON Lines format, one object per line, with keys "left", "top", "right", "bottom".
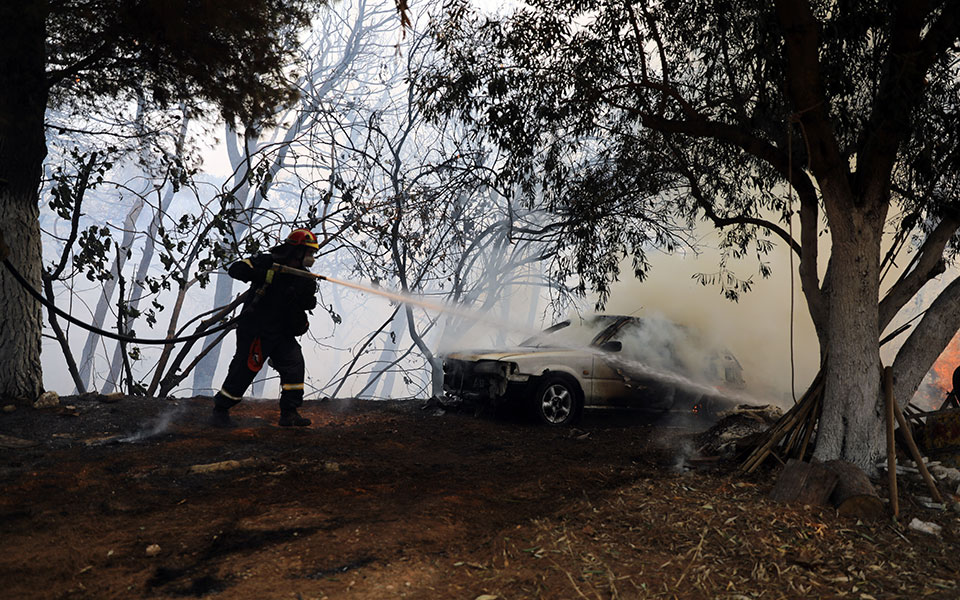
{"left": 604, "top": 232, "right": 822, "bottom": 408}
{"left": 120, "top": 403, "right": 187, "bottom": 442}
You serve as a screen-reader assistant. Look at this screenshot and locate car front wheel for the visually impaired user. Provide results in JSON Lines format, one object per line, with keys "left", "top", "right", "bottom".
{"left": 532, "top": 376, "right": 582, "bottom": 426}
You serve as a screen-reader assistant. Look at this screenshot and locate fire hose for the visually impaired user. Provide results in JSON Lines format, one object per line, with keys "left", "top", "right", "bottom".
{"left": 0, "top": 233, "right": 242, "bottom": 345}
{"left": 1, "top": 254, "right": 243, "bottom": 344}
{"left": 268, "top": 264, "right": 448, "bottom": 312}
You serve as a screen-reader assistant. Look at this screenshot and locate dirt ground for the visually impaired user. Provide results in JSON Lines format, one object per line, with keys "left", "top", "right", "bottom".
{"left": 1, "top": 395, "right": 959, "bottom": 600}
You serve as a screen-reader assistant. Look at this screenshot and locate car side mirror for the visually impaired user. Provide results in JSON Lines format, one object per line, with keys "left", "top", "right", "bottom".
{"left": 599, "top": 341, "right": 622, "bottom": 353}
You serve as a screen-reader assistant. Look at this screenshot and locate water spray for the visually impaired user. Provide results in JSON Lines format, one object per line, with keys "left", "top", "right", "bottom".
{"left": 272, "top": 264, "right": 543, "bottom": 338}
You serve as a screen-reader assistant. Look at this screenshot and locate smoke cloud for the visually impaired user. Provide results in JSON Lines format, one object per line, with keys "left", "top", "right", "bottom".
{"left": 603, "top": 229, "right": 821, "bottom": 408}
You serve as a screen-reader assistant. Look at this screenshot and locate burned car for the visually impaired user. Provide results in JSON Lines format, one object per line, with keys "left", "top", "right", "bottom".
{"left": 442, "top": 315, "right": 744, "bottom": 425}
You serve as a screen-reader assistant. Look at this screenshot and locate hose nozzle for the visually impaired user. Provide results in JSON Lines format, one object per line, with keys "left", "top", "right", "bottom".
{"left": 272, "top": 263, "right": 327, "bottom": 281}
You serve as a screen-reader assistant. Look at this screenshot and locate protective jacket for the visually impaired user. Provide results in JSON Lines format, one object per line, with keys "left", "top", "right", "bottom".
{"left": 214, "top": 253, "right": 317, "bottom": 413}
{"left": 229, "top": 254, "right": 317, "bottom": 336}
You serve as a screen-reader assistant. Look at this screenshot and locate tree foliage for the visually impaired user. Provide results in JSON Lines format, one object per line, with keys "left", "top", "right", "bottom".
{"left": 423, "top": 0, "right": 960, "bottom": 307}
{"left": 44, "top": 0, "right": 321, "bottom": 125}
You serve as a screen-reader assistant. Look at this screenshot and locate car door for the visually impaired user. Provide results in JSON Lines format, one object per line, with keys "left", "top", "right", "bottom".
{"left": 591, "top": 319, "right": 677, "bottom": 411}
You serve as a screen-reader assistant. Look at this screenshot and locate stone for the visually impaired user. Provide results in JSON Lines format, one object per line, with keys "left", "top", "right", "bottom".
{"left": 907, "top": 518, "right": 942, "bottom": 536}
{"left": 33, "top": 391, "right": 59, "bottom": 409}
{"left": 930, "top": 466, "right": 960, "bottom": 483}
{"left": 145, "top": 544, "right": 161, "bottom": 557}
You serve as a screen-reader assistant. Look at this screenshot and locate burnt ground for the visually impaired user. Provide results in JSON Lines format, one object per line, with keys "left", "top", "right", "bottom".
{"left": 1, "top": 395, "right": 959, "bottom": 600}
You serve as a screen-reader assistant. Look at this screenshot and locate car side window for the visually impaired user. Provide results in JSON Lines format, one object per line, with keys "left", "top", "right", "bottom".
{"left": 610, "top": 321, "right": 676, "bottom": 369}
{"left": 613, "top": 321, "right": 645, "bottom": 360}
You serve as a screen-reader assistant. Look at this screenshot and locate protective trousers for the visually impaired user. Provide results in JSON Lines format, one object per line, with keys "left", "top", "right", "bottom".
{"left": 215, "top": 325, "right": 306, "bottom": 411}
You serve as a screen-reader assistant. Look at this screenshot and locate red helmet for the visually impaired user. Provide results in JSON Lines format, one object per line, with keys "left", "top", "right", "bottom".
{"left": 286, "top": 228, "right": 319, "bottom": 250}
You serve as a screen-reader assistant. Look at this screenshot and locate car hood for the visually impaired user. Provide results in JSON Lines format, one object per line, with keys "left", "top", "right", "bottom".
{"left": 443, "top": 347, "right": 587, "bottom": 362}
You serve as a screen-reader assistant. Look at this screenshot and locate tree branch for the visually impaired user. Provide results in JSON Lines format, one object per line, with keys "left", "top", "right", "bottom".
{"left": 45, "top": 41, "right": 113, "bottom": 88}
{"left": 41, "top": 275, "right": 86, "bottom": 393}
{"left": 796, "top": 178, "right": 824, "bottom": 329}
{"left": 676, "top": 152, "right": 801, "bottom": 255}
{"left": 892, "top": 273, "right": 960, "bottom": 407}
{"left": 773, "top": 0, "right": 850, "bottom": 194}
{"left": 856, "top": 3, "right": 960, "bottom": 202}
{"left": 879, "top": 213, "right": 959, "bottom": 330}
{"left": 47, "top": 152, "right": 99, "bottom": 281}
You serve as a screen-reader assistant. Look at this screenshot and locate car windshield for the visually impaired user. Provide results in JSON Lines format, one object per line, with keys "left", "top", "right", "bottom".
{"left": 520, "top": 316, "right": 622, "bottom": 348}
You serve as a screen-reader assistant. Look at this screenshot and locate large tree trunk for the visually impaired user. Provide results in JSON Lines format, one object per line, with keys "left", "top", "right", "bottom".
{"left": 814, "top": 207, "right": 886, "bottom": 470}
{"left": 0, "top": 1, "right": 47, "bottom": 402}
{"left": 0, "top": 199, "right": 45, "bottom": 403}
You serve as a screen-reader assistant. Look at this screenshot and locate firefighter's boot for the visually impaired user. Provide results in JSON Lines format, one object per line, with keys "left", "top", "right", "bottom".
{"left": 210, "top": 391, "right": 239, "bottom": 428}
{"left": 278, "top": 408, "right": 311, "bottom": 427}
{"left": 209, "top": 406, "right": 236, "bottom": 428}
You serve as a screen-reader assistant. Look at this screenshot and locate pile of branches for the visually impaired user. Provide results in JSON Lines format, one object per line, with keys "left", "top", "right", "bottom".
{"left": 740, "top": 371, "right": 824, "bottom": 473}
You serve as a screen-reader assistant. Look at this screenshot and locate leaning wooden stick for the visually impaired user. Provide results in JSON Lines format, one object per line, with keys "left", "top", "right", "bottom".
{"left": 890, "top": 381, "right": 944, "bottom": 504}
{"left": 741, "top": 372, "right": 823, "bottom": 473}
{"left": 883, "top": 367, "right": 899, "bottom": 517}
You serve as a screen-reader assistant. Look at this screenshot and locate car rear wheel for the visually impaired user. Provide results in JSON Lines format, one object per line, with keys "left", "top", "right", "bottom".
{"left": 532, "top": 376, "right": 582, "bottom": 426}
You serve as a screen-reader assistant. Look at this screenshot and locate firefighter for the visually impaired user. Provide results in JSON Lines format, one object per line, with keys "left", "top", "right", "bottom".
{"left": 210, "top": 228, "right": 320, "bottom": 427}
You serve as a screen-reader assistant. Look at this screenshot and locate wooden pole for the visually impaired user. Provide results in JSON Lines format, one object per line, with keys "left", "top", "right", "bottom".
{"left": 883, "top": 367, "right": 898, "bottom": 517}
{"left": 891, "top": 386, "right": 944, "bottom": 504}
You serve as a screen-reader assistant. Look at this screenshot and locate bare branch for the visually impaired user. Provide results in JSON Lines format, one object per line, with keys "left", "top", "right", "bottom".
{"left": 892, "top": 273, "right": 960, "bottom": 406}
{"left": 879, "top": 213, "right": 960, "bottom": 330}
